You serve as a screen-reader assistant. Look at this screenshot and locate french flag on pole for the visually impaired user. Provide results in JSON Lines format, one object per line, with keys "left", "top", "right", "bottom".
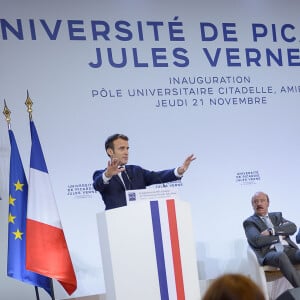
{"left": 26, "top": 120, "right": 77, "bottom": 295}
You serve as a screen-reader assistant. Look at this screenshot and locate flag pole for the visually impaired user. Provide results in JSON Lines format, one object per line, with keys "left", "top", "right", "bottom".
{"left": 3, "top": 99, "right": 11, "bottom": 130}
{"left": 25, "top": 90, "right": 33, "bottom": 121}
{"left": 3, "top": 100, "right": 44, "bottom": 300}
{"left": 50, "top": 279, "right": 55, "bottom": 300}
{"left": 24, "top": 92, "right": 56, "bottom": 300}
{"left": 34, "top": 286, "right": 40, "bottom": 300}
{"left": 34, "top": 281, "right": 55, "bottom": 300}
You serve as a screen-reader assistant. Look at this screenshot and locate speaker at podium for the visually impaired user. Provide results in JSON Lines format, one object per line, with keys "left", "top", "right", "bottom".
{"left": 276, "top": 287, "right": 300, "bottom": 300}
{"left": 96, "top": 187, "right": 200, "bottom": 300}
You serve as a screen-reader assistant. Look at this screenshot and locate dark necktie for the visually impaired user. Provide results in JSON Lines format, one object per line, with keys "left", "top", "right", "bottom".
{"left": 121, "top": 170, "right": 132, "bottom": 190}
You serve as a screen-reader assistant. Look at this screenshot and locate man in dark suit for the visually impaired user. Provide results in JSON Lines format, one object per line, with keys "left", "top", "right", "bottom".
{"left": 93, "top": 133, "right": 196, "bottom": 210}
{"left": 243, "top": 191, "right": 300, "bottom": 288}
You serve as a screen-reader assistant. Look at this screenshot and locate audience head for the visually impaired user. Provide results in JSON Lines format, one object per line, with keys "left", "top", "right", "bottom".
{"left": 202, "top": 273, "right": 265, "bottom": 300}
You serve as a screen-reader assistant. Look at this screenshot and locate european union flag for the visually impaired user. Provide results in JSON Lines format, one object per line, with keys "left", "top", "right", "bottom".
{"left": 7, "top": 128, "right": 51, "bottom": 295}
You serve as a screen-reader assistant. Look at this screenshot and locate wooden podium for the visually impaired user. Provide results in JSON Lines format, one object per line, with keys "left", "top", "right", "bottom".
{"left": 97, "top": 196, "right": 200, "bottom": 300}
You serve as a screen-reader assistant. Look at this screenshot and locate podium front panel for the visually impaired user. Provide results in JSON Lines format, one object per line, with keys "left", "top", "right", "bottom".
{"left": 97, "top": 199, "right": 200, "bottom": 300}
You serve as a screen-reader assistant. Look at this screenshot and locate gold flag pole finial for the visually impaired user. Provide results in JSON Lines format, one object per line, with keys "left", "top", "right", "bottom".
{"left": 3, "top": 99, "right": 11, "bottom": 129}
{"left": 25, "top": 90, "right": 33, "bottom": 120}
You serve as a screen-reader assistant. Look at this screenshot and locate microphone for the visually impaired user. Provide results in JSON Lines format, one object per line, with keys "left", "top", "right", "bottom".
{"left": 119, "top": 165, "right": 133, "bottom": 190}
{"left": 124, "top": 168, "right": 133, "bottom": 189}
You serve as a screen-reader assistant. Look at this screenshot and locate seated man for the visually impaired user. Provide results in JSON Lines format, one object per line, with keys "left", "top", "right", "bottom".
{"left": 243, "top": 191, "right": 300, "bottom": 288}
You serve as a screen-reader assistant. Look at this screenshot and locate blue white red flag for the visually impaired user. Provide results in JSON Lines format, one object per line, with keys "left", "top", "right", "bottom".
{"left": 7, "top": 128, "right": 52, "bottom": 295}
{"left": 26, "top": 120, "right": 77, "bottom": 295}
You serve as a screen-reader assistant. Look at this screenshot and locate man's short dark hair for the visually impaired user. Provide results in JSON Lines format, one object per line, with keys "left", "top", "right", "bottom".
{"left": 105, "top": 134, "right": 129, "bottom": 151}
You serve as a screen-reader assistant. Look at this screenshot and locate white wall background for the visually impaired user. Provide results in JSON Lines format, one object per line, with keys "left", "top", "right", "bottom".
{"left": 1, "top": 0, "right": 300, "bottom": 299}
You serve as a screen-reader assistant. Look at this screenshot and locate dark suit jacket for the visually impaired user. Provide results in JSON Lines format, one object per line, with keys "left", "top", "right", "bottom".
{"left": 296, "top": 229, "right": 300, "bottom": 244}
{"left": 93, "top": 165, "right": 179, "bottom": 210}
{"left": 243, "top": 212, "right": 298, "bottom": 265}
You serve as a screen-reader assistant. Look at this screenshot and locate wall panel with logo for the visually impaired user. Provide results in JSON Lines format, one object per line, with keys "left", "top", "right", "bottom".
{"left": 1, "top": 0, "right": 300, "bottom": 299}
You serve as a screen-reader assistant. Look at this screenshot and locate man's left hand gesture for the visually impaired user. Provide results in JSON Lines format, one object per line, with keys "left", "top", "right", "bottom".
{"left": 177, "top": 154, "right": 196, "bottom": 176}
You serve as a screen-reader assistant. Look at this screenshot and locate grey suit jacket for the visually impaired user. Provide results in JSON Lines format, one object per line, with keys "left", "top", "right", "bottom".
{"left": 297, "top": 229, "right": 300, "bottom": 244}
{"left": 243, "top": 212, "right": 298, "bottom": 265}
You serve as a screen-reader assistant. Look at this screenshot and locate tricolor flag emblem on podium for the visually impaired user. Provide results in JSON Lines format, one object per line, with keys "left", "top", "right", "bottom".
{"left": 150, "top": 199, "right": 186, "bottom": 300}
{"left": 98, "top": 198, "right": 200, "bottom": 300}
